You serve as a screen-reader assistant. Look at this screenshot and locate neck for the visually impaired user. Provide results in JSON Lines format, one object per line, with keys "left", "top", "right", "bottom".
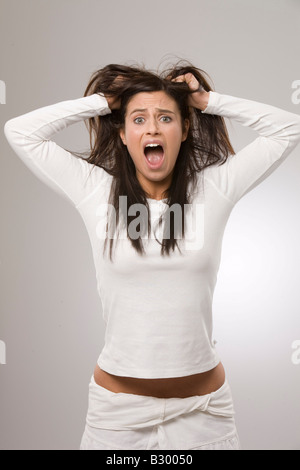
{"left": 137, "top": 173, "right": 172, "bottom": 201}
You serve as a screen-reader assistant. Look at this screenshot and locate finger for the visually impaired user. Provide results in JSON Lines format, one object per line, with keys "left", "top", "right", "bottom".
{"left": 171, "top": 75, "right": 185, "bottom": 83}
{"left": 171, "top": 73, "right": 199, "bottom": 91}
{"left": 113, "top": 74, "right": 125, "bottom": 84}
{"left": 185, "top": 73, "right": 200, "bottom": 91}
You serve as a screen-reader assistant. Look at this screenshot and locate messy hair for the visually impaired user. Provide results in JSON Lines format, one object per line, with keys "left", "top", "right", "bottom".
{"left": 82, "top": 61, "right": 235, "bottom": 261}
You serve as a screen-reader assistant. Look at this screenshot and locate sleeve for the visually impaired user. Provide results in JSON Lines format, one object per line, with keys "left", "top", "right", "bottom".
{"left": 202, "top": 91, "right": 300, "bottom": 205}
{"left": 3, "top": 93, "right": 112, "bottom": 208}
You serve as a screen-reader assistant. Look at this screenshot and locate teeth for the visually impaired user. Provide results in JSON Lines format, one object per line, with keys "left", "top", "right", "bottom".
{"left": 146, "top": 144, "right": 160, "bottom": 148}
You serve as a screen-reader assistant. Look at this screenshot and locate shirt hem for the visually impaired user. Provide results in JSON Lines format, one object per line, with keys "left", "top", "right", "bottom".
{"left": 97, "top": 357, "right": 221, "bottom": 379}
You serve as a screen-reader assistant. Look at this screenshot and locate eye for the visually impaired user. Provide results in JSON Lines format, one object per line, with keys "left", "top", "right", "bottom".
{"left": 160, "top": 116, "right": 172, "bottom": 123}
{"left": 133, "top": 117, "right": 145, "bottom": 124}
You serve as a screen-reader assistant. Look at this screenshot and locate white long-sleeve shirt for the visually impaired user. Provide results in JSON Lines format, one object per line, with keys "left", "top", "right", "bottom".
{"left": 4, "top": 91, "right": 300, "bottom": 378}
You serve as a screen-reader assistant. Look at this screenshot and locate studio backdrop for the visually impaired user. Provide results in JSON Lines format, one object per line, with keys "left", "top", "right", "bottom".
{"left": 0, "top": 0, "right": 299, "bottom": 450}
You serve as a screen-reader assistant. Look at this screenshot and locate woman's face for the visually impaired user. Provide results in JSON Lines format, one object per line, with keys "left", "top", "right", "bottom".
{"left": 119, "top": 91, "right": 189, "bottom": 199}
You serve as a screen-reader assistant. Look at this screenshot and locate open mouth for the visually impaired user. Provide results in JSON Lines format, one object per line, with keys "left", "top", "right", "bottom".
{"left": 144, "top": 143, "right": 165, "bottom": 169}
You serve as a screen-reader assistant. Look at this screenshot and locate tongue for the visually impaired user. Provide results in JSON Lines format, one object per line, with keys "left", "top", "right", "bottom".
{"left": 145, "top": 147, "right": 164, "bottom": 164}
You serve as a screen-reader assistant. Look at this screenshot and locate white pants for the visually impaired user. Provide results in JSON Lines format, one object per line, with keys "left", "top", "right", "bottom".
{"left": 80, "top": 376, "right": 241, "bottom": 450}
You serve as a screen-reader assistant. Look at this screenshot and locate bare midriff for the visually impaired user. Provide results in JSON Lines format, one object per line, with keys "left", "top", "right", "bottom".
{"left": 93, "top": 362, "right": 226, "bottom": 399}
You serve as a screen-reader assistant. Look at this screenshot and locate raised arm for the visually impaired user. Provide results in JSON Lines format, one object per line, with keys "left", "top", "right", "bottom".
{"left": 201, "top": 91, "right": 300, "bottom": 204}
{"left": 4, "top": 93, "right": 112, "bottom": 207}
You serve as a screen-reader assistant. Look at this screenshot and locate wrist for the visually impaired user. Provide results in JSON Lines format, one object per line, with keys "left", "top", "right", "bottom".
{"left": 103, "top": 93, "right": 120, "bottom": 111}
{"left": 199, "top": 91, "right": 210, "bottom": 112}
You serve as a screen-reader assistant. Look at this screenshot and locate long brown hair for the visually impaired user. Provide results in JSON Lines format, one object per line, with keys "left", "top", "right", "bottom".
{"left": 82, "top": 61, "right": 235, "bottom": 261}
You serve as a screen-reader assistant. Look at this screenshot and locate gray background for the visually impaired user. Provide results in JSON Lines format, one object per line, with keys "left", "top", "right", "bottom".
{"left": 1, "top": 0, "right": 300, "bottom": 450}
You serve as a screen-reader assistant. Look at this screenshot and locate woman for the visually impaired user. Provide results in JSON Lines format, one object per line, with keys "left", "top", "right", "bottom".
{"left": 4, "top": 61, "right": 300, "bottom": 450}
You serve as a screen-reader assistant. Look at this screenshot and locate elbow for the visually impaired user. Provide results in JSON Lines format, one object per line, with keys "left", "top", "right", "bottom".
{"left": 4, "top": 118, "right": 17, "bottom": 142}
{"left": 4, "top": 117, "right": 24, "bottom": 147}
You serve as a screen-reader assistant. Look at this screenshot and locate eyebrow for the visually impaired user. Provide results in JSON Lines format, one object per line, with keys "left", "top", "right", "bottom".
{"left": 129, "top": 108, "right": 176, "bottom": 116}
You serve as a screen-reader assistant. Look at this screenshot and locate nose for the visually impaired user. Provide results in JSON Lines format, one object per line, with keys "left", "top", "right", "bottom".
{"left": 145, "top": 117, "right": 160, "bottom": 135}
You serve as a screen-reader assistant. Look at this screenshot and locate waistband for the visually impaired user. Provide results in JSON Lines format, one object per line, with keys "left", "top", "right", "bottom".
{"left": 86, "top": 376, "right": 235, "bottom": 431}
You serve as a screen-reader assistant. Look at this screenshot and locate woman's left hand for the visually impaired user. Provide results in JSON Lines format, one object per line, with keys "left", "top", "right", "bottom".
{"left": 171, "top": 73, "right": 210, "bottom": 112}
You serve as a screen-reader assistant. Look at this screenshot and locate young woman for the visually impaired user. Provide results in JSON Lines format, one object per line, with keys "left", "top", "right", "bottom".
{"left": 4, "top": 61, "right": 300, "bottom": 451}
